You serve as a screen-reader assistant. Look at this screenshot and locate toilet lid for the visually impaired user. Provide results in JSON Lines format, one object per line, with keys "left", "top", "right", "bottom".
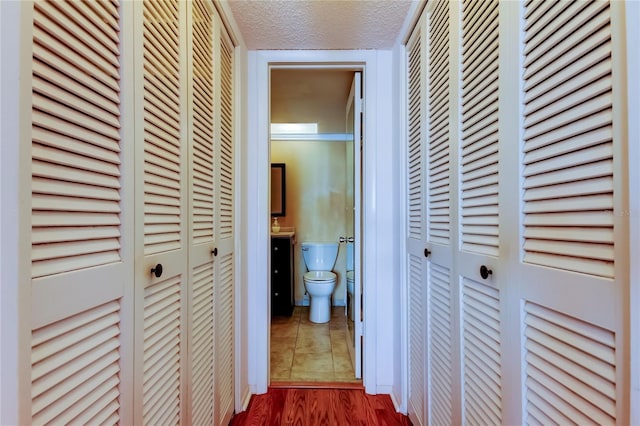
{"left": 304, "top": 271, "right": 336, "bottom": 282}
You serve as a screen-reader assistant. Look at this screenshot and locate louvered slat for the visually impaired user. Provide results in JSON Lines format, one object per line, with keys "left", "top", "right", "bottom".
{"left": 405, "top": 21, "right": 425, "bottom": 425}
{"left": 143, "top": 276, "right": 181, "bottom": 425}
{"left": 190, "top": 1, "right": 215, "bottom": 424}
{"left": 523, "top": 302, "right": 616, "bottom": 424}
{"left": 407, "top": 24, "right": 423, "bottom": 241}
{"left": 192, "top": 0, "right": 215, "bottom": 245}
{"left": 191, "top": 262, "right": 214, "bottom": 426}
{"left": 460, "top": 0, "right": 499, "bottom": 257}
{"left": 428, "top": 0, "right": 450, "bottom": 245}
{"left": 462, "top": 279, "right": 502, "bottom": 425}
{"left": 32, "top": 127, "right": 120, "bottom": 163}
{"left": 31, "top": 0, "right": 122, "bottom": 278}
{"left": 429, "top": 264, "right": 452, "bottom": 425}
{"left": 522, "top": 0, "right": 614, "bottom": 279}
{"left": 216, "top": 254, "right": 234, "bottom": 423}
{"left": 31, "top": 300, "right": 121, "bottom": 425}
{"left": 143, "top": 0, "right": 182, "bottom": 255}
{"left": 408, "top": 254, "right": 425, "bottom": 422}
{"left": 219, "top": 31, "right": 234, "bottom": 240}
{"left": 213, "top": 30, "right": 235, "bottom": 423}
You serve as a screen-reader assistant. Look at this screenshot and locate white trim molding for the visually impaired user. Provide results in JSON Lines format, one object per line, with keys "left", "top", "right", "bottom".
{"left": 244, "top": 49, "right": 398, "bottom": 396}
{"left": 627, "top": 1, "right": 640, "bottom": 424}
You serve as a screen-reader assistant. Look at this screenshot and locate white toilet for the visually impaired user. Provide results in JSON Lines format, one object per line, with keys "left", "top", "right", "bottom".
{"left": 302, "top": 242, "right": 339, "bottom": 323}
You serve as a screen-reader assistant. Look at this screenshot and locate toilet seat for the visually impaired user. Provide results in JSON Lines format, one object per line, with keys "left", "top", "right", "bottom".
{"left": 303, "top": 271, "right": 336, "bottom": 282}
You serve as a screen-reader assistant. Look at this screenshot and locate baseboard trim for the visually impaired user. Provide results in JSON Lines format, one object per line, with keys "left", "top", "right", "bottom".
{"left": 389, "top": 388, "right": 406, "bottom": 414}
{"left": 241, "top": 387, "right": 252, "bottom": 411}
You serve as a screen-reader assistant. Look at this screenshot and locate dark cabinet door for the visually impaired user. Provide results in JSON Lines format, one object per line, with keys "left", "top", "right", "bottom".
{"left": 271, "top": 237, "right": 293, "bottom": 316}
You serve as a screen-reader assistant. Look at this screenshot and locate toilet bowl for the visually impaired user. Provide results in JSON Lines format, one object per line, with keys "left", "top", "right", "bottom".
{"left": 302, "top": 242, "right": 338, "bottom": 323}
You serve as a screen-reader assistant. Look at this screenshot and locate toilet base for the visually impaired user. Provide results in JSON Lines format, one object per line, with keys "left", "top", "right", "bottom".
{"left": 309, "top": 295, "right": 331, "bottom": 323}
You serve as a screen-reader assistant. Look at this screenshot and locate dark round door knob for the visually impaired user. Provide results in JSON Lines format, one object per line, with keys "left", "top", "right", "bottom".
{"left": 480, "top": 265, "right": 493, "bottom": 279}
{"left": 424, "top": 248, "right": 431, "bottom": 258}
{"left": 212, "top": 247, "right": 218, "bottom": 256}
{"left": 151, "top": 263, "right": 163, "bottom": 278}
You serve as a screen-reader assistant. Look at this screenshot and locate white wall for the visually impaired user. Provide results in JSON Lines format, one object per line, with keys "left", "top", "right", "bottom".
{"left": 368, "top": 49, "right": 398, "bottom": 395}
{"left": 271, "top": 140, "right": 349, "bottom": 306}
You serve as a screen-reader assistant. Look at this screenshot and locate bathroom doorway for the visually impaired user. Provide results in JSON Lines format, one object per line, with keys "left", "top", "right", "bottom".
{"left": 268, "top": 67, "right": 363, "bottom": 384}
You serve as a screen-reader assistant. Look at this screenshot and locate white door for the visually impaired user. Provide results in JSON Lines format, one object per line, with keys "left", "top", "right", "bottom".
{"left": 187, "top": 0, "right": 216, "bottom": 424}
{"left": 516, "top": 1, "right": 627, "bottom": 423}
{"left": 458, "top": 0, "right": 504, "bottom": 423}
{"left": 213, "top": 15, "right": 236, "bottom": 426}
{"left": 424, "top": 1, "right": 460, "bottom": 424}
{"left": 133, "top": 0, "right": 189, "bottom": 424}
{"left": 345, "top": 71, "right": 363, "bottom": 377}
{"left": 405, "top": 14, "right": 428, "bottom": 425}
{"left": 29, "top": 0, "right": 134, "bottom": 424}
{"left": 407, "top": 0, "right": 631, "bottom": 424}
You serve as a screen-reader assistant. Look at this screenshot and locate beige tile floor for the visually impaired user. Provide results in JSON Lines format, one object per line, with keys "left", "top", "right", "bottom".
{"left": 270, "top": 306, "right": 361, "bottom": 383}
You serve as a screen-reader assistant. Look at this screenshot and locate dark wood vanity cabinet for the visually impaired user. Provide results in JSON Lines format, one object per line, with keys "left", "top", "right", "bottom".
{"left": 271, "top": 236, "right": 294, "bottom": 316}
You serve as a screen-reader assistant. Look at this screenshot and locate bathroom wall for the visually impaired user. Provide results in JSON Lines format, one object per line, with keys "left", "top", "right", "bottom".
{"left": 271, "top": 140, "right": 349, "bottom": 306}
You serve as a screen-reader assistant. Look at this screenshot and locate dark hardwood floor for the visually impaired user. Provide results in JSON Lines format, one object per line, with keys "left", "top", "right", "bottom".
{"left": 229, "top": 387, "right": 412, "bottom": 426}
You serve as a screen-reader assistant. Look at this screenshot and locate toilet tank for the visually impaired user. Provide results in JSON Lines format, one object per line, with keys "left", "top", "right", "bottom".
{"left": 301, "top": 242, "right": 339, "bottom": 271}
{"left": 346, "top": 241, "right": 354, "bottom": 272}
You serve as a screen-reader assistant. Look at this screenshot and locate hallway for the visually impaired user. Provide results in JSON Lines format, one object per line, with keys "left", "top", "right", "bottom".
{"left": 229, "top": 388, "right": 411, "bottom": 426}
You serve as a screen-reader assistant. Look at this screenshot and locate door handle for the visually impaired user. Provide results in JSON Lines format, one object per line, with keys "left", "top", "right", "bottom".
{"left": 151, "top": 263, "right": 163, "bottom": 278}
{"left": 480, "top": 265, "right": 493, "bottom": 279}
{"left": 212, "top": 247, "right": 218, "bottom": 257}
{"left": 424, "top": 248, "right": 431, "bottom": 258}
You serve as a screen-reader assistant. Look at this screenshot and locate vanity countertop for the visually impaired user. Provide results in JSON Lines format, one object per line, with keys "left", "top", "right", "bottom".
{"left": 271, "top": 227, "right": 295, "bottom": 240}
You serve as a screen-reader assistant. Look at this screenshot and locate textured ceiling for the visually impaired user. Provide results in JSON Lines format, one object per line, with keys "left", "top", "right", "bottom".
{"left": 225, "top": 0, "right": 417, "bottom": 50}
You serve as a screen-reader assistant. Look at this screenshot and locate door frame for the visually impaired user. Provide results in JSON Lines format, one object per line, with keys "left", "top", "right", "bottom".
{"left": 627, "top": 1, "right": 640, "bottom": 424}
{"left": 245, "top": 49, "right": 394, "bottom": 395}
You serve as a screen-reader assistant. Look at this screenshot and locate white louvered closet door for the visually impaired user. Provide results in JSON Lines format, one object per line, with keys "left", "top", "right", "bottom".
{"left": 30, "top": 1, "right": 134, "bottom": 424}
{"left": 213, "top": 15, "right": 236, "bottom": 426}
{"left": 457, "top": 0, "right": 505, "bottom": 424}
{"left": 426, "top": 1, "right": 458, "bottom": 425}
{"left": 405, "top": 14, "right": 428, "bottom": 426}
{"left": 133, "top": 0, "right": 189, "bottom": 424}
{"left": 187, "top": 0, "right": 216, "bottom": 425}
{"left": 517, "top": 0, "right": 628, "bottom": 423}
